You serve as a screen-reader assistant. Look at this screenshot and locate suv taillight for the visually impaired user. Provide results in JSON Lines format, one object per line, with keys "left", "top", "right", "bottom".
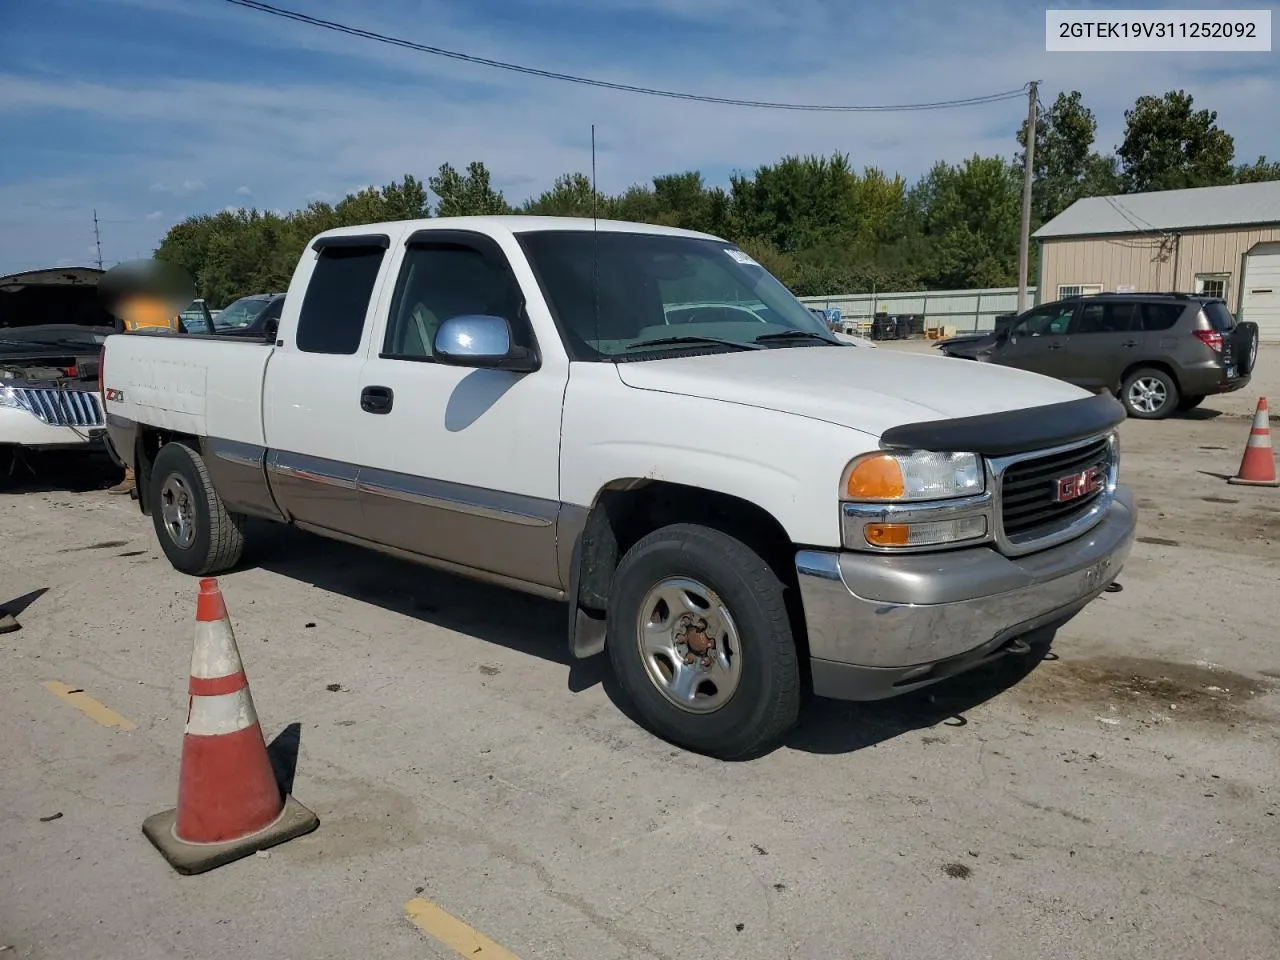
{"left": 1193, "top": 330, "right": 1224, "bottom": 352}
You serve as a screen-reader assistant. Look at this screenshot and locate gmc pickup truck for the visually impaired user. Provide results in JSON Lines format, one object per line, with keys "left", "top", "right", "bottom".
{"left": 101, "top": 217, "right": 1136, "bottom": 758}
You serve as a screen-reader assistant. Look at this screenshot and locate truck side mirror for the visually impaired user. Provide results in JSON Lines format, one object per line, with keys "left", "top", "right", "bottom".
{"left": 433, "top": 314, "right": 540, "bottom": 373}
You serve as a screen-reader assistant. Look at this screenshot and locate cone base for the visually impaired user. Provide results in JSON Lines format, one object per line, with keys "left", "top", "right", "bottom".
{"left": 143, "top": 794, "right": 319, "bottom": 875}
{"left": 1227, "top": 476, "right": 1280, "bottom": 487}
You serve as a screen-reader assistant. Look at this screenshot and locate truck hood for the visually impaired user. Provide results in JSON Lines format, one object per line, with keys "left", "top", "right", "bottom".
{"left": 613, "top": 345, "right": 1089, "bottom": 438}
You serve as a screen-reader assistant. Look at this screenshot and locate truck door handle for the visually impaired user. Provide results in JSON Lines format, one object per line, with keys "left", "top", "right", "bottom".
{"left": 1121, "top": 340, "right": 1138, "bottom": 348}
{"left": 360, "top": 385, "right": 394, "bottom": 414}
{"left": 1047, "top": 343, "right": 1064, "bottom": 350}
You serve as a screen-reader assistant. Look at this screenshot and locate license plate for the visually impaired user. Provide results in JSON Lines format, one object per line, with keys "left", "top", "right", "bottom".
{"left": 1226, "top": 365, "right": 1236, "bottom": 379}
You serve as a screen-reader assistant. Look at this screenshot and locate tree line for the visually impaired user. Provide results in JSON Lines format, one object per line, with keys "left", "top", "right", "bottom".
{"left": 156, "top": 89, "right": 1280, "bottom": 308}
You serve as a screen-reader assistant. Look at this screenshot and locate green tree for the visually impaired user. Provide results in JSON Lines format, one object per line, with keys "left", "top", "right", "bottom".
{"left": 1235, "top": 156, "right": 1280, "bottom": 184}
{"left": 521, "top": 172, "right": 606, "bottom": 217}
{"left": 911, "top": 156, "right": 1023, "bottom": 289}
{"left": 1017, "top": 90, "right": 1121, "bottom": 221}
{"left": 1117, "top": 90, "right": 1235, "bottom": 193}
{"left": 429, "top": 161, "right": 511, "bottom": 217}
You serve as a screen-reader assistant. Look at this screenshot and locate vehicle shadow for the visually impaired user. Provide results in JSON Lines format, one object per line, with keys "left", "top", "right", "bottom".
{"left": 246, "top": 524, "right": 1057, "bottom": 758}
{"left": 783, "top": 629, "right": 1057, "bottom": 756}
{"left": 246, "top": 523, "right": 612, "bottom": 692}
{"left": 0, "top": 448, "right": 123, "bottom": 494}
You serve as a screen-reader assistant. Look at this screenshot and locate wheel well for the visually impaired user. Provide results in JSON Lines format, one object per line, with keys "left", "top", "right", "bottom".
{"left": 574, "top": 480, "right": 810, "bottom": 668}
{"left": 134, "top": 426, "right": 202, "bottom": 515}
{"left": 1118, "top": 360, "right": 1180, "bottom": 395}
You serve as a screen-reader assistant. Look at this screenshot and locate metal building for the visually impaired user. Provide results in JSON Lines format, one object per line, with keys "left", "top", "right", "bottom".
{"left": 1034, "top": 180, "right": 1280, "bottom": 341}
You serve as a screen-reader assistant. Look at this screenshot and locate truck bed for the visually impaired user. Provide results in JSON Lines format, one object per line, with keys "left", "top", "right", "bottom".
{"left": 103, "top": 331, "right": 274, "bottom": 447}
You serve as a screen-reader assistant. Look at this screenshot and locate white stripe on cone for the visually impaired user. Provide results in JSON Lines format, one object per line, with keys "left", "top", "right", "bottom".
{"left": 187, "top": 686, "right": 260, "bottom": 737}
{"left": 191, "top": 617, "right": 244, "bottom": 680}
{"left": 1247, "top": 431, "right": 1273, "bottom": 449}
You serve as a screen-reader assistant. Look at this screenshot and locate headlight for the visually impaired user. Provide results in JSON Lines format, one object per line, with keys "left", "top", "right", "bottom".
{"left": 840, "top": 449, "right": 991, "bottom": 551}
{"left": 842, "top": 451, "right": 984, "bottom": 502}
{"left": 0, "top": 385, "right": 22, "bottom": 409}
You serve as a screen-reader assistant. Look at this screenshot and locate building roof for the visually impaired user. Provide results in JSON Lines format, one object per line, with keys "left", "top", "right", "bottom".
{"left": 1033, "top": 180, "right": 1280, "bottom": 239}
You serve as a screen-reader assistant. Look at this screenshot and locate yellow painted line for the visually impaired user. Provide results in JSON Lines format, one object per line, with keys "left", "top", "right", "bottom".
{"left": 404, "top": 898, "right": 522, "bottom": 960}
{"left": 43, "top": 682, "right": 137, "bottom": 731}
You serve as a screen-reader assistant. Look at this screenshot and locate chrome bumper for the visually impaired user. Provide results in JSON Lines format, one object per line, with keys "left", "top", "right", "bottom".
{"left": 796, "top": 485, "right": 1136, "bottom": 700}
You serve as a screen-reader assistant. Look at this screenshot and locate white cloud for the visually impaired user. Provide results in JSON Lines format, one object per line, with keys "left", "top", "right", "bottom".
{"left": 236, "top": 185, "right": 253, "bottom": 196}
{"left": 145, "top": 210, "right": 163, "bottom": 220}
{"left": 150, "top": 178, "right": 206, "bottom": 196}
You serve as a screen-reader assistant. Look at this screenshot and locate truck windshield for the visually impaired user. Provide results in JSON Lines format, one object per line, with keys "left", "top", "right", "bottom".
{"left": 517, "top": 231, "right": 838, "bottom": 360}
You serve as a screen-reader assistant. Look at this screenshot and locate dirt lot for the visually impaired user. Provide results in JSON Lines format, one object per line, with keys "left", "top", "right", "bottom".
{"left": 2, "top": 369, "right": 1278, "bottom": 960}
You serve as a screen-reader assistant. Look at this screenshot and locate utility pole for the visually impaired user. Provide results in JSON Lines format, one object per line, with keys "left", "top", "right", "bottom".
{"left": 1017, "top": 80, "right": 1039, "bottom": 315}
{"left": 93, "top": 209, "right": 104, "bottom": 270}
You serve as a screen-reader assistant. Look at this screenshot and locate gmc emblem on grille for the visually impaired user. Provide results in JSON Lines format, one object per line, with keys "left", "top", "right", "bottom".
{"left": 1055, "top": 464, "right": 1105, "bottom": 503}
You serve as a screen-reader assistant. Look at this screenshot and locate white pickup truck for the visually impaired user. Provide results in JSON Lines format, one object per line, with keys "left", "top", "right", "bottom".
{"left": 101, "top": 216, "right": 1136, "bottom": 757}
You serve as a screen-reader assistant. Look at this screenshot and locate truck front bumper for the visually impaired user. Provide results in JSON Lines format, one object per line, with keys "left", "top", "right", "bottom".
{"left": 796, "top": 485, "right": 1136, "bottom": 700}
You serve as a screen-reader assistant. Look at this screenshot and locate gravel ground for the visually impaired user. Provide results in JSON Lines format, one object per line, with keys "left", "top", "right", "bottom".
{"left": 1, "top": 392, "right": 1278, "bottom": 960}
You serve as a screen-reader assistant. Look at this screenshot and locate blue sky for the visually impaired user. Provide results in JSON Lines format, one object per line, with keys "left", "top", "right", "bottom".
{"left": 0, "top": 0, "right": 1276, "bottom": 274}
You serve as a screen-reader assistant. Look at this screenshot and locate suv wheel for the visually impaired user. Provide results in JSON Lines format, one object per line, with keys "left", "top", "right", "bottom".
{"left": 1121, "top": 368, "right": 1180, "bottom": 420}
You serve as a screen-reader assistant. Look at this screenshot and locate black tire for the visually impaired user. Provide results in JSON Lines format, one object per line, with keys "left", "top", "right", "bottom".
{"left": 1237, "top": 322, "right": 1259, "bottom": 376}
{"left": 149, "top": 441, "right": 245, "bottom": 576}
{"left": 1176, "top": 394, "right": 1206, "bottom": 412}
{"left": 605, "top": 523, "right": 801, "bottom": 759}
{"left": 1120, "top": 367, "right": 1179, "bottom": 420}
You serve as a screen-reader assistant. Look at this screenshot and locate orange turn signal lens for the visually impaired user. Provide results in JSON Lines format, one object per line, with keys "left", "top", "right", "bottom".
{"left": 845, "top": 454, "right": 905, "bottom": 500}
{"left": 864, "top": 523, "right": 911, "bottom": 547}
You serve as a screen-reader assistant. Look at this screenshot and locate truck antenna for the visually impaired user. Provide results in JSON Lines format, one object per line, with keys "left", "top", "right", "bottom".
{"left": 591, "top": 123, "right": 599, "bottom": 350}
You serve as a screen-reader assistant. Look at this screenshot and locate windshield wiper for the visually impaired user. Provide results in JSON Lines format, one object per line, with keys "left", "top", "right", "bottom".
{"left": 753, "top": 330, "right": 839, "bottom": 345}
{"left": 626, "top": 335, "right": 764, "bottom": 352}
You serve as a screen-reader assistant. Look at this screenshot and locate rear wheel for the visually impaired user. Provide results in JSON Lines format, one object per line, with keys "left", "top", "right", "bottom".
{"left": 606, "top": 523, "right": 801, "bottom": 759}
{"left": 1120, "top": 368, "right": 1179, "bottom": 420}
{"left": 149, "top": 441, "right": 246, "bottom": 576}
{"left": 1176, "top": 394, "right": 1206, "bottom": 412}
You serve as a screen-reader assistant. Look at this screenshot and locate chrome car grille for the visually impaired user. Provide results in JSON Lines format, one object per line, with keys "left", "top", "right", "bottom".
{"left": 11, "top": 387, "right": 105, "bottom": 427}
{"left": 993, "top": 435, "right": 1115, "bottom": 554}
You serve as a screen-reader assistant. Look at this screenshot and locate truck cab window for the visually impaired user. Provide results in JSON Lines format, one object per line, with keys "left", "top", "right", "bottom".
{"left": 296, "top": 246, "right": 385, "bottom": 354}
{"left": 383, "top": 245, "right": 529, "bottom": 360}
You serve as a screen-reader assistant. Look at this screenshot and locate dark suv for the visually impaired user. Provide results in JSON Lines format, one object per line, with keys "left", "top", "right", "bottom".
{"left": 936, "top": 293, "right": 1259, "bottom": 419}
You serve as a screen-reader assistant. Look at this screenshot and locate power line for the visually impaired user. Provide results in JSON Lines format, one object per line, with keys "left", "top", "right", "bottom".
{"left": 220, "top": 0, "right": 1029, "bottom": 113}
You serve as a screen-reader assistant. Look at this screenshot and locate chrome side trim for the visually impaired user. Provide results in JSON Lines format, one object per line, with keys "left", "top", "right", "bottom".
{"left": 839, "top": 492, "right": 994, "bottom": 553}
{"left": 209, "top": 437, "right": 267, "bottom": 469}
{"left": 988, "top": 432, "right": 1118, "bottom": 558}
{"left": 293, "top": 520, "right": 567, "bottom": 602}
{"left": 267, "top": 450, "right": 359, "bottom": 491}
{"left": 357, "top": 466, "right": 556, "bottom": 528}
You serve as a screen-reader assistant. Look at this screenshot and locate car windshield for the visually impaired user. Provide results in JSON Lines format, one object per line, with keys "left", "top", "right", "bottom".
{"left": 516, "top": 231, "right": 838, "bottom": 360}
{"left": 214, "top": 297, "right": 269, "bottom": 331}
{"left": 1202, "top": 301, "right": 1237, "bottom": 331}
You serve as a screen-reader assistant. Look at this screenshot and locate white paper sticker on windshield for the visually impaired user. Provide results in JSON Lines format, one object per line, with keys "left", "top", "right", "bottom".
{"left": 724, "top": 248, "right": 758, "bottom": 266}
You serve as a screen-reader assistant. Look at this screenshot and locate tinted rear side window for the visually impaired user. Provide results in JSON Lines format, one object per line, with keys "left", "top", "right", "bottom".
{"left": 1202, "top": 301, "right": 1237, "bottom": 331}
{"left": 1141, "top": 303, "right": 1184, "bottom": 331}
{"left": 296, "top": 246, "right": 385, "bottom": 354}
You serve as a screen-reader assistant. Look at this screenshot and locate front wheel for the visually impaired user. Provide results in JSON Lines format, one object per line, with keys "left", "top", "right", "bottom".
{"left": 149, "top": 441, "right": 246, "bottom": 576}
{"left": 606, "top": 523, "right": 801, "bottom": 759}
{"left": 1121, "top": 368, "right": 1180, "bottom": 420}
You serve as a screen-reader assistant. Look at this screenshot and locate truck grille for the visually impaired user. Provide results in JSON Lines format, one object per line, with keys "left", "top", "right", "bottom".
{"left": 11, "top": 387, "right": 105, "bottom": 427}
{"left": 999, "top": 437, "right": 1111, "bottom": 540}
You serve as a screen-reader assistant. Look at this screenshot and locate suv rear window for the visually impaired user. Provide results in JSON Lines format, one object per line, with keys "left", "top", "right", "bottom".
{"left": 1141, "top": 303, "right": 1184, "bottom": 331}
{"left": 1202, "top": 301, "right": 1237, "bottom": 331}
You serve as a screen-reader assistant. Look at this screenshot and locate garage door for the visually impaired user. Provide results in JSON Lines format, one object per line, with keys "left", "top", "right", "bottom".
{"left": 1242, "top": 242, "right": 1280, "bottom": 342}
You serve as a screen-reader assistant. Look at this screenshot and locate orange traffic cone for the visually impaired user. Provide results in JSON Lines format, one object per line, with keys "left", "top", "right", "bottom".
{"left": 1228, "top": 398, "right": 1279, "bottom": 487}
{"left": 143, "top": 578, "right": 318, "bottom": 874}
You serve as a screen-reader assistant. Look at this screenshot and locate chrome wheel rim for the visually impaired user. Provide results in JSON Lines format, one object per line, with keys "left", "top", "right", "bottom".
{"left": 635, "top": 577, "right": 743, "bottom": 714}
{"left": 159, "top": 474, "right": 196, "bottom": 549}
{"left": 1127, "top": 377, "right": 1168, "bottom": 414}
